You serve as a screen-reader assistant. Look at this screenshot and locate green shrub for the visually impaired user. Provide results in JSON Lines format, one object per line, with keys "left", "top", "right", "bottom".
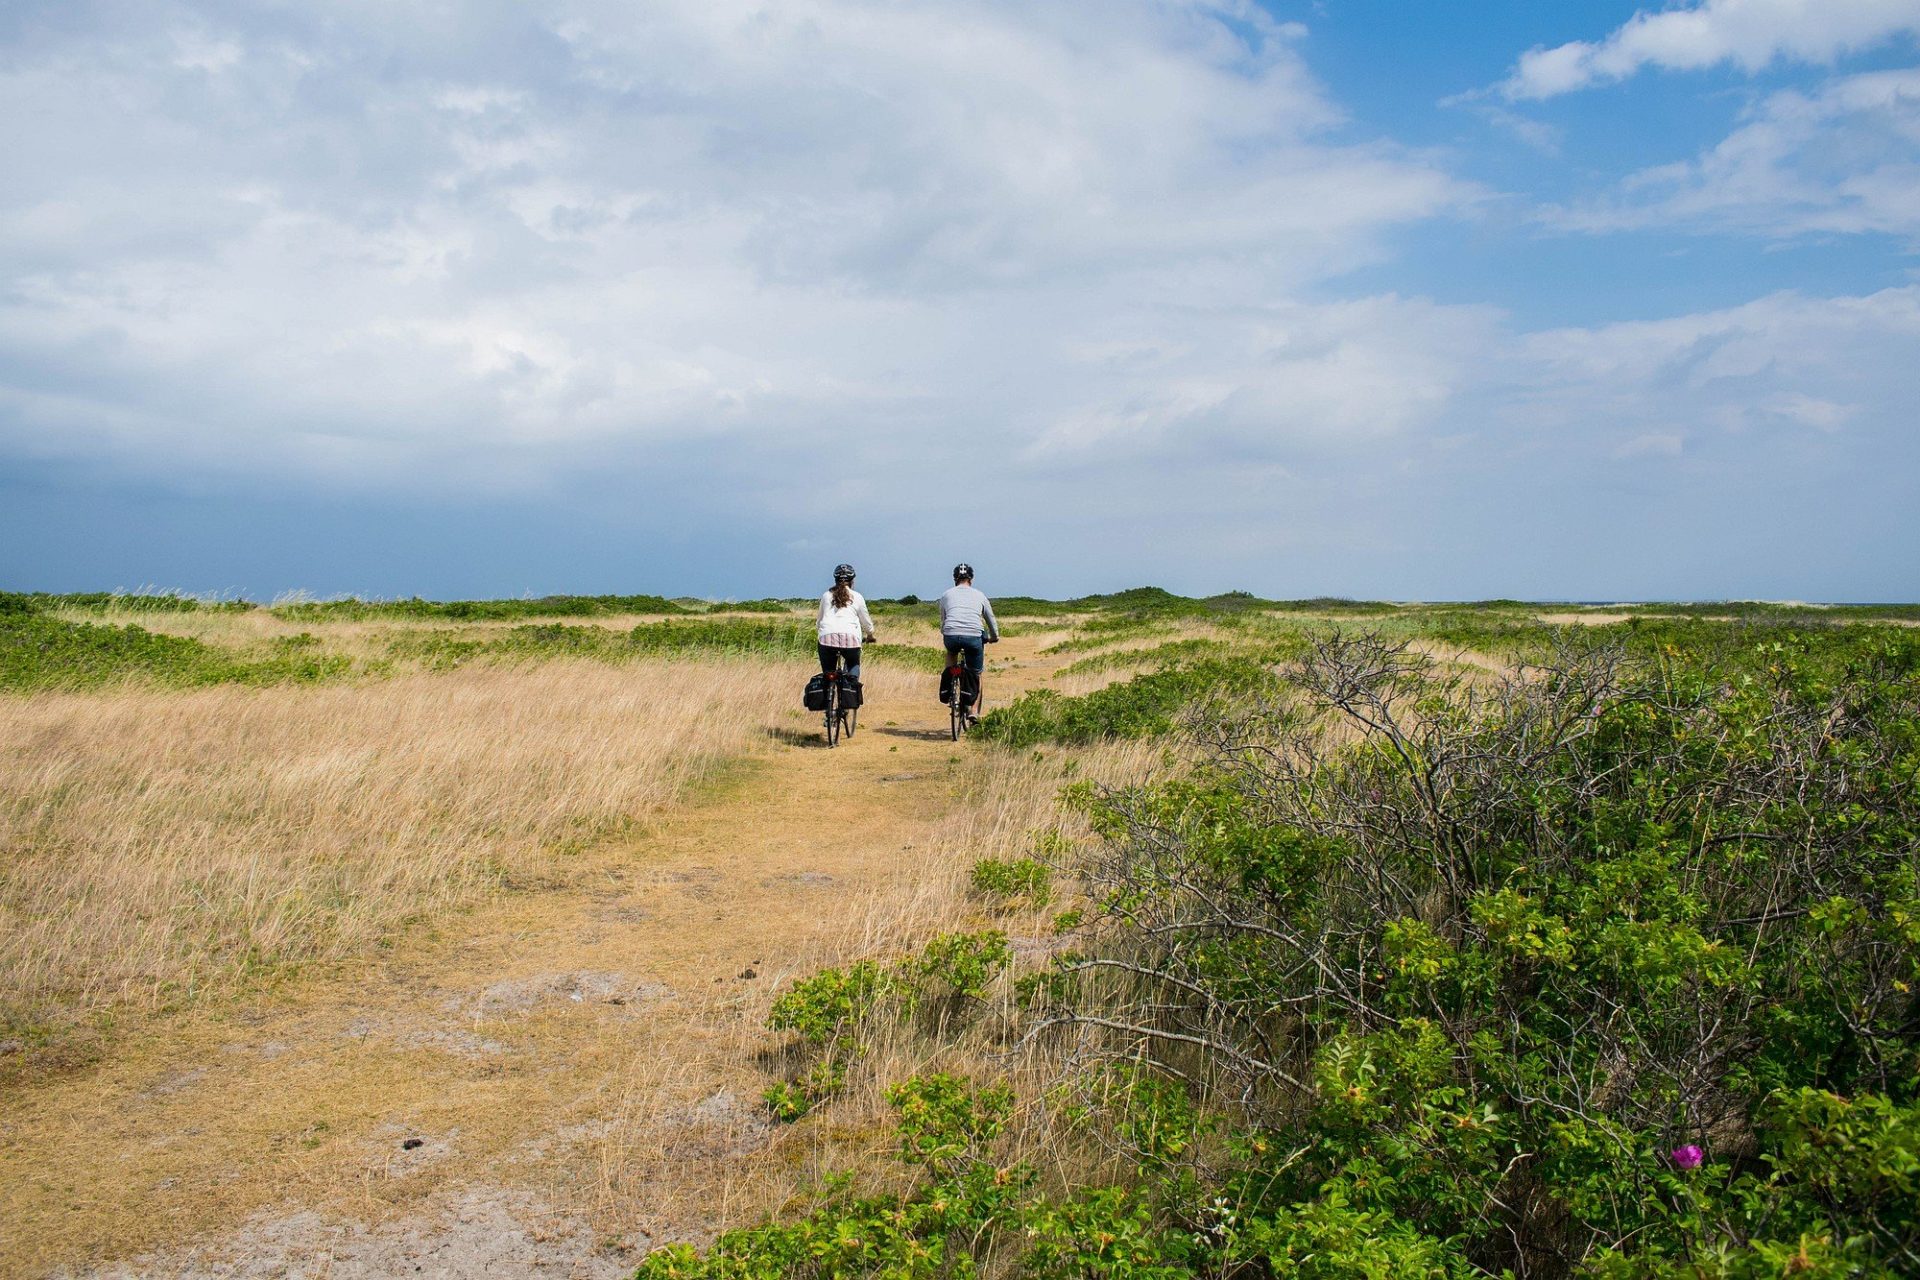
{"left": 1025, "top": 629, "right": 1920, "bottom": 1275}
{"left": 969, "top": 856, "right": 1053, "bottom": 906}
{"left": 761, "top": 959, "right": 896, "bottom": 1121}
{"left": 760, "top": 935, "right": 1015, "bottom": 1124}
{"left": 0, "top": 612, "right": 349, "bottom": 691}
{"left": 761, "top": 1060, "right": 848, "bottom": 1123}
{"left": 767, "top": 959, "right": 893, "bottom": 1047}
{"left": 888, "top": 1072, "right": 1014, "bottom": 1172}
{"left": 639, "top": 1073, "right": 1190, "bottom": 1280}
{"left": 976, "top": 659, "right": 1279, "bottom": 748}
{"left": 902, "top": 930, "right": 1011, "bottom": 1003}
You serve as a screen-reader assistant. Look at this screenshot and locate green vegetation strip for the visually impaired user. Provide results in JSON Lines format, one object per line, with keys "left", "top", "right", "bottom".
{"left": 0, "top": 595, "right": 347, "bottom": 692}
{"left": 977, "top": 658, "right": 1282, "bottom": 747}
{"left": 0, "top": 593, "right": 946, "bottom": 692}
{"left": 387, "top": 619, "right": 943, "bottom": 669}
{"left": 1055, "top": 637, "right": 1236, "bottom": 677}
{"left": 271, "top": 593, "right": 688, "bottom": 621}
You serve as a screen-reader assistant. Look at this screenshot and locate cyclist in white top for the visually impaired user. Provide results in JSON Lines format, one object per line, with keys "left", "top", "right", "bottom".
{"left": 817, "top": 563, "right": 876, "bottom": 681}
{"left": 939, "top": 563, "right": 998, "bottom": 721}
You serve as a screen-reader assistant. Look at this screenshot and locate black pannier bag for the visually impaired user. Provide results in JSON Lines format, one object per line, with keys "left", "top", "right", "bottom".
{"left": 939, "top": 664, "right": 976, "bottom": 708}
{"left": 803, "top": 673, "right": 829, "bottom": 711}
{"left": 838, "top": 675, "right": 863, "bottom": 709}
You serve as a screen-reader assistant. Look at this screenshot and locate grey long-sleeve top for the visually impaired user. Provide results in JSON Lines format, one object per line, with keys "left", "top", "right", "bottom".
{"left": 938, "top": 585, "right": 998, "bottom": 641}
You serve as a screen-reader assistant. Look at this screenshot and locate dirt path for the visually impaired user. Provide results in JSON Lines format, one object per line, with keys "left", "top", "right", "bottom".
{"left": 1, "top": 636, "right": 1061, "bottom": 1279}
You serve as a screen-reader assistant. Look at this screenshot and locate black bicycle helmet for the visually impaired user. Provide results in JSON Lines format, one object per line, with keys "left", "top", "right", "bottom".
{"left": 952, "top": 563, "right": 973, "bottom": 581}
{"left": 833, "top": 563, "right": 856, "bottom": 582}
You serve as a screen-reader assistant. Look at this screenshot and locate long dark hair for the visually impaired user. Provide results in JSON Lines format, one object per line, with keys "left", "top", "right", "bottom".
{"left": 830, "top": 578, "right": 853, "bottom": 609}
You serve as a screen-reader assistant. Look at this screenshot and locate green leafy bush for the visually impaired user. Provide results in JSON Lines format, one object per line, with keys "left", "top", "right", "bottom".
{"left": 1023, "top": 629, "right": 1920, "bottom": 1275}
{"left": 767, "top": 960, "right": 894, "bottom": 1047}
{"left": 970, "top": 856, "right": 1054, "bottom": 906}
{"left": 975, "top": 659, "right": 1279, "bottom": 748}
{"left": 640, "top": 1073, "right": 1191, "bottom": 1280}
{"left": 760, "top": 934, "right": 1013, "bottom": 1122}
{"left": 761, "top": 959, "right": 896, "bottom": 1119}
{"left": 762, "top": 1061, "right": 849, "bottom": 1123}
{"left": 901, "top": 930, "right": 1011, "bottom": 1003}
{"left": 0, "top": 611, "right": 349, "bottom": 691}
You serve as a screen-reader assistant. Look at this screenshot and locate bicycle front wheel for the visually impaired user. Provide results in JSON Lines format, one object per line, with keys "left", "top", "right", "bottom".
{"left": 845, "top": 706, "right": 857, "bottom": 738}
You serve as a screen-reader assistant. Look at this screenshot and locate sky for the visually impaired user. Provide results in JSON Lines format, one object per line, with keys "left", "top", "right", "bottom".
{"left": 3, "top": 0, "right": 1919, "bottom": 602}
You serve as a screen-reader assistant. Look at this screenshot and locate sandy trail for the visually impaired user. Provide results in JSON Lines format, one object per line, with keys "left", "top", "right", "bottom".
{"left": 1, "top": 636, "right": 1061, "bottom": 1279}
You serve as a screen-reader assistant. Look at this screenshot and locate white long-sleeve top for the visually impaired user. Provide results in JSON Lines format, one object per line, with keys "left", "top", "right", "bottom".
{"left": 816, "top": 590, "right": 874, "bottom": 648}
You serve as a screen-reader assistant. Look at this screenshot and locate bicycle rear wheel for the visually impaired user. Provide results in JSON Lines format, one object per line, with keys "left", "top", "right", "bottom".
{"left": 825, "top": 690, "right": 840, "bottom": 747}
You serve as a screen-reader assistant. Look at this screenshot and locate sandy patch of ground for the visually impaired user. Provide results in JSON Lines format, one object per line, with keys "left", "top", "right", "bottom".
{"left": 1535, "top": 611, "right": 1634, "bottom": 626}
{"left": 66, "top": 1185, "right": 630, "bottom": 1279}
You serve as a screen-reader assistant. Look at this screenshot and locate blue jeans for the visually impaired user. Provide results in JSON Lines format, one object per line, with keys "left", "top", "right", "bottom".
{"left": 943, "top": 634, "right": 985, "bottom": 674}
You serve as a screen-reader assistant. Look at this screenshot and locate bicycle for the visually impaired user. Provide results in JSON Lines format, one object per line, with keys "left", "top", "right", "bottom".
{"left": 944, "top": 644, "right": 988, "bottom": 740}
{"left": 946, "top": 661, "right": 971, "bottom": 740}
{"left": 824, "top": 666, "right": 859, "bottom": 747}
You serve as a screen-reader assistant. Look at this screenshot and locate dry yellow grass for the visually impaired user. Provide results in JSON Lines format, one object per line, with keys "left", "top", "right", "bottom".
{"left": 0, "top": 630, "right": 1139, "bottom": 1275}
{"left": 0, "top": 656, "right": 809, "bottom": 1052}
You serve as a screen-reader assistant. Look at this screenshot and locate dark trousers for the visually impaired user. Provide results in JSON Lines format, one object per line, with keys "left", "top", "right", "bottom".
{"left": 818, "top": 643, "right": 861, "bottom": 682}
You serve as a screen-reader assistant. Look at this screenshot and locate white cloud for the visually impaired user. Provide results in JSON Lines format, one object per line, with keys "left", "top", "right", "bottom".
{"left": 1549, "top": 68, "right": 1920, "bottom": 237}
{"left": 3, "top": 2, "right": 1918, "bottom": 598}
{"left": 1021, "top": 294, "right": 1502, "bottom": 465}
{"left": 1504, "top": 286, "right": 1920, "bottom": 457}
{"left": 0, "top": 0, "right": 1475, "bottom": 503}
{"left": 1502, "top": 0, "right": 1920, "bottom": 100}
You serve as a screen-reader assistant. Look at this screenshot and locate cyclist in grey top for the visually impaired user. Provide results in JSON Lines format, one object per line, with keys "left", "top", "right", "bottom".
{"left": 939, "top": 563, "right": 999, "bottom": 721}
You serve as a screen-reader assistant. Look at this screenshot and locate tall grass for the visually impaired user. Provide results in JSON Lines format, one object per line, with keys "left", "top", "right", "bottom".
{"left": 0, "top": 657, "right": 806, "bottom": 1057}
{"left": 587, "top": 739, "right": 1165, "bottom": 1241}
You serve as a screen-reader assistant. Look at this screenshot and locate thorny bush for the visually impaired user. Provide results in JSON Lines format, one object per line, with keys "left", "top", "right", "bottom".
{"left": 1025, "top": 630, "right": 1920, "bottom": 1276}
